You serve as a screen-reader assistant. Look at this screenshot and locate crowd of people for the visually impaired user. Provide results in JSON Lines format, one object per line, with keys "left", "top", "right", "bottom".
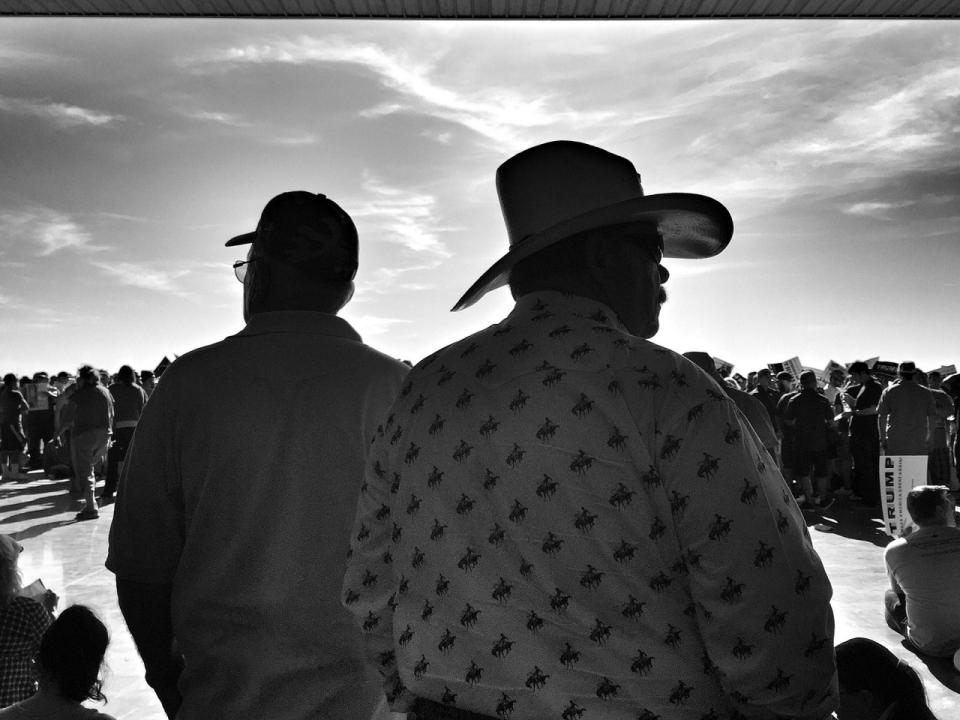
{"left": 2, "top": 141, "right": 958, "bottom": 719}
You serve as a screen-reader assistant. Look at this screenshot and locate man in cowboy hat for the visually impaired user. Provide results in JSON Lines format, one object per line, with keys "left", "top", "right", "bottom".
{"left": 343, "top": 141, "right": 837, "bottom": 720}
{"left": 107, "top": 191, "right": 408, "bottom": 720}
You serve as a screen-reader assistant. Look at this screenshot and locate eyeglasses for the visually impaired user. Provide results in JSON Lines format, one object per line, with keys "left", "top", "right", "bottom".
{"left": 233, "top": 259, "right": 257, "bottom": 283}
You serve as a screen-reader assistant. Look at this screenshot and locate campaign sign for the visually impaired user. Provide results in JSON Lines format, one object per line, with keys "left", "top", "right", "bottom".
{"left": 880, "top": 455, "right": 928, "bottom": 537}
{"left": 872, "top": 361, "right": 899, "bottom": 382}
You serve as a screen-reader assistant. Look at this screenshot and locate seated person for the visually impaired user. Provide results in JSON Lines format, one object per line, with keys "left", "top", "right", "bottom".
{"left": 835, "top": 637, "right": 937, "bottom": 720}
{"left": 884, "top": 484, "right": 960, "bottom": 657}
{"left": 0, "top": 605, "right": 115, "bottom": 720}
{"left": 0, "top": 534, "right": 57, "bottom": 708}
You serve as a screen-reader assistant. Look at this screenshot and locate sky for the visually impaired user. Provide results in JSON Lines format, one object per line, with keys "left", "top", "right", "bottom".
{"left": 1, "top": 18, "right": 958, "bottom": 379}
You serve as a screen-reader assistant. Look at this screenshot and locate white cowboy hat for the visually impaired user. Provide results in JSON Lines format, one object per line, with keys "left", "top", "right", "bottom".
{"left": 452, "top": 140, "right": 733, "bottom": 311}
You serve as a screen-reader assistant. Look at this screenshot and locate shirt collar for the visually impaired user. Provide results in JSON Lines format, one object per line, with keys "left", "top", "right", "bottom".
{"left": 510, "top": 291, "right": 630, "bottom": 334}
{"left": 235, "top": 311, "right": 361, "bottom": 342}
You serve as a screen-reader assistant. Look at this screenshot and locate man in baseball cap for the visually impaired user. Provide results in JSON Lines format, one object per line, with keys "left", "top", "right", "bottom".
{"left": 109, "top": 191, "right": 408, "bottom": 720}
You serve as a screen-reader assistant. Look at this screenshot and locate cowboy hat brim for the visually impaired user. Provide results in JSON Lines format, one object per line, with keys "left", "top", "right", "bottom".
{"left": 451, "top": 192, "right": 733, "bottom": 311}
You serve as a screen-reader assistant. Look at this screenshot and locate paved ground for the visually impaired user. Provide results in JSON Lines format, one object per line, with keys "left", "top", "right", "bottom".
{"left": 3, "top": 470, "right": 958, "bottom": 719}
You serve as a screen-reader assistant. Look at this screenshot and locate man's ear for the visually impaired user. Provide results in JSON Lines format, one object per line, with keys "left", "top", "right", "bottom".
{"left": 580, "top": 231, "right": 612, "bottom": 276}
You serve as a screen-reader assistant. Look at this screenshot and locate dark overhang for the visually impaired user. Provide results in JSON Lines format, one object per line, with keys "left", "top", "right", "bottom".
{"left": 2, "top": 0, "right": 958, "bottom": 18}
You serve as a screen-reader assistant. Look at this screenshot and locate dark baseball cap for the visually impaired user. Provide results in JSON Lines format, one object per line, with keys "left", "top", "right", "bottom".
{"left": 226, "top": 191, "right": 358, "bottom": 281}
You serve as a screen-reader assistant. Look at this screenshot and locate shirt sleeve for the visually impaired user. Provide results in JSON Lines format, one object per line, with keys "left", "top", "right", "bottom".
{"left": 341, "top": 415, "right": 410, "bottom": 711}
{"left": 658, "top": 384, "right": 837, "bottom": 719}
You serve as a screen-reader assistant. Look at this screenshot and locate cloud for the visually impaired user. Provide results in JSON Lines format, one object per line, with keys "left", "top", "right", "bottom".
{"left": 183, "top": 37, "right": 613, "bottom": 147}
{"left": 351, "top": 175, "right": 451, "bottom": 256}
{"left": 183, "top": 109, "right": 251, "bottom": 127}
{"left": 0, "top": 94, "right": 122, "bottom": 128}
{"left": 90, "top": 261, "right": 189, "bottom": 295}
{"left": 843, "top": 201, "right": 914, "bottom": 218}
{"left": 0, "top": 208, "right": 109, "bottom": 255}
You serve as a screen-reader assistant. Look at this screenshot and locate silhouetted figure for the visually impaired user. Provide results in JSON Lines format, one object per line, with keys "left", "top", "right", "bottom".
{"left": 835, "top": 637, "right": 938, "bottom": 720}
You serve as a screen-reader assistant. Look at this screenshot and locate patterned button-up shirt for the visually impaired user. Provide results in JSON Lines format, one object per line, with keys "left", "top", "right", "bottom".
{"left": 343, "top": 292, "right": 837, "bottom": 720}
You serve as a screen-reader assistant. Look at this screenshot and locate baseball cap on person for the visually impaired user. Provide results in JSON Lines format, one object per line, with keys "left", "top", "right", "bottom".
{"left": 226, "top": 191, "right": 358, "bottom": 282}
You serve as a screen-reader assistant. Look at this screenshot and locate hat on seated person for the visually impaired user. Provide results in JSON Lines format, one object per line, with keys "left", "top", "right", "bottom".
{"left": 227, "top": 191, "right": 358, "bottom": 282}
{"left": 452, "top": 140, "right": 734, "bottom": 311}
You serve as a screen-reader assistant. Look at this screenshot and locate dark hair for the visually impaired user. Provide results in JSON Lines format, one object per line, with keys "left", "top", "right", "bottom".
{"left": 906, "top": 485, "right": 951, "bottom": 525}
{"left": 2, "top": 373, "right": 16, "bottom": 385}
{"left": 117, "top": 365, "right": 136, "bottom": 385}
{"left": 836, "top": 637, "right": 936, "bottom": 719}
{"left": 848, "top": 361, "right": 870, "bottom": 375}
{"left": 39, "top": 605, "right": 109, "bottom": 703}
{"left": 77, "top": 366, "right": 99, "bottom": 386}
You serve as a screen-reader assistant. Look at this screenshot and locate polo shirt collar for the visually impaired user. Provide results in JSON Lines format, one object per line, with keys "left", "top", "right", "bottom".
{"left": 235, "top": 311, "right": 361, "bottom": 342}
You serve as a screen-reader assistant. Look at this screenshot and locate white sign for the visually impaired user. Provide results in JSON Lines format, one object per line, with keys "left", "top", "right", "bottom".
{"left": 880, "top": 455, "right": 929, "bottom": 537}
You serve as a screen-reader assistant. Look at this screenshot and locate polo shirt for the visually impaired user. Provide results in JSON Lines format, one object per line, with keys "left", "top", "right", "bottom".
{"left": 884, "top": 525, "right": 960, "bottom": 657}
{"left": 107, "top": 311, "right": 409, "bottom": 720}
{"left": 343, "top": 292, "right": 837, "bottom": 720}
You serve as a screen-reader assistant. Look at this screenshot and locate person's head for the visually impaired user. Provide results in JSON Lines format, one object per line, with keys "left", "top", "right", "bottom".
{"left": 451, "top": 141, "right": 734, "bottom": 332}
{"left": 830, "top": 368, "right": 846, "bottom": 387}
{"left": 0, "top": 534, "right": 23, "bottom": 604}
{"left": 777, "top": 371, "right": 795, "bottom": 392}
{"left": 799, "top": 370, "right": 818, "bottom": 390}
{"left": 898, "top": 361, "right": 917, "bottom": 383}
{"left": 836, "top": 637, "right": 934, "bottom": 720}
{"left": 38, "top": 605, "right": 109, "bottom": 704}
{"left": 53, "top": 372, "right": 71, "bottom": 391}
{"left": 509, "top": 222, "right": 668, "bottom": 337}
{"left": 756, "top": 368, "right": 773, "bottom": 388}
{"left": 682, "top": 351, "right": 723, "bottom": 384}
{"left": 848, "top": 361, "right": 871, "bottom": 383}
{"left": 3, "top": 373, "right": 19, "bottom": 388}
{"left": 906, "top": 485, "right": 955, "bottom": 528}
{"left": 116, "top": 365, "right": 136, "bottom": 385}
{"left": 226, "top": 191, "right": 358, "bottom": 322}
{"left": 77, "top": 365, "right": 99, "bottom": 388}
{"left": 928, "top": 371, "right": 942, "bottom": 390}
{"left": 746, "top": 371, "right": 758, "bottom": 391}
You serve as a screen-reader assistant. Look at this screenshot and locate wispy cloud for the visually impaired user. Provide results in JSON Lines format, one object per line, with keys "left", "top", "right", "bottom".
{"left": 351, "top": 175, "right": 451, "bottom": 256}
{"left": 183, "top": 37, "right": 612, "bottom": 147}
{"left": 90, "top": 261, "right": 189, "bottom": 295}
{"left": 0, "top": 208, "right": 109, "bottom": 255}
{"left": 183, "top": 109, "right": 251, "bottom": 127}
{"left": 843, "top": 201, "right": 914, "bottom": 218}
{"left": 0, "top": 94, "right": 122, "bottom": 128}
{"left": 346, "top": 313, "right": 413, "bottom": 338}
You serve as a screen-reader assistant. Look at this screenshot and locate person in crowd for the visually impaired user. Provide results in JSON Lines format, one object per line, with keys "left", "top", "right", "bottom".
{"left": 0, "top": 604, "right": 114, "bottom": 720}
{"left": 107, "top": 191, "right": 408, "bottom": 720}
{"left": 942, "top": 372, "right": 960, "bottom": 476}
{"left": 343, "top": 141, "right": 837, "bottom": 720}
{"left": 845, "top": 361, "right": 883, "bottom": 506}
{"left": 23, "top": 372, "right": 58, "bottom": 472}
{"left": 835, "top": 637, "right": 938, "bottom": 720}
{"left": 102, "top": 366, "right": 148, "bottom": 503}
{"left": 750, "top": 367, "right": 780, "bottom": 430}
{"left": 0, "top": 376, "right": 29, "bottom": 482}
{"left": 684, "top": 351, "right": 779, "bottom": 460}
{"left": 784, "top": 370, "right": 836, "bottom": 509}
{"left": 825, "top": 368, "right": 854, "bottom": 497}
{"left": 138, "top": 371, "right": 156, "bottom": 398}
{"left": 925, "top": 371, "right": 955, "bottom": 488}
{"left": 877, "top": 362, "right": 936, "bottom": 457}
{"left": 746, "top": 370, "right": 758, "bottom": 392}
{"left": 775, "top": 371, "right": 799, "bottom": 490}
{"left": 0, "top": 534, "right": 57, "bottom": 708}
{"left": 55, "top": 367, "right": 113, "bottom": 521}
{"left": 883, "top": 484, "right": 960, "bottom": 657}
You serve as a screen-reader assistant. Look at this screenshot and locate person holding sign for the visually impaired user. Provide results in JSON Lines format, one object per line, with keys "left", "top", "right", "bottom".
{"left": 883, "top": 485, "right": 960, "bottom": 658}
